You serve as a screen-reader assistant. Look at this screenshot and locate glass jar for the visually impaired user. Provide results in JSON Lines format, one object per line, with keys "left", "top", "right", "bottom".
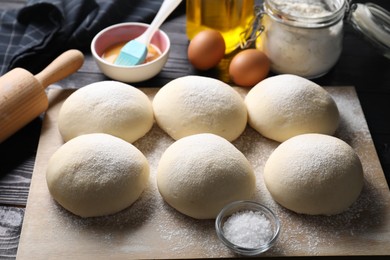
{"left": 256, "top": 0, "right": 346, "bottom": 79}
{"left": 254, "top": 0, "right": 390, "bottom": 79}
{"left": 186, "top": 0, "right": 255, "bottom": 54}
{"left": 347, "top": 2, "right": 390, "bottom": 59}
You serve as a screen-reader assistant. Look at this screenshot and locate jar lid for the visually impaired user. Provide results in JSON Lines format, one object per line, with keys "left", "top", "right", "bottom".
{"left": 348, "top": 3, "right": 390, "bottom": 58}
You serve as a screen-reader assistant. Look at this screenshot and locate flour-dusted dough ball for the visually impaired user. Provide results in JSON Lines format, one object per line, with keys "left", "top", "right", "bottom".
{"left": 58, "top": 81, "right": 153, "bottom": 143}
{"left": 264, "top": 134, "right": 364, "bottom": 215}
{"left": 157, "top": 133, "right": 256, "bottom": 219}
{"left": 46, "top": 133, "right": 149, "bottom": 218}
{"left": 245, "top": 74, "right": 339, "bottom": 142}
{"left": 152, "top": 76, "right": 247, "bottom": 141}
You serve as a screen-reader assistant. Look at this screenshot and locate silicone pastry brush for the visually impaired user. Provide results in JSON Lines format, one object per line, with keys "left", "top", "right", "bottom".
{"left": 114, "top": 0, "right": 182, "bottom": 66}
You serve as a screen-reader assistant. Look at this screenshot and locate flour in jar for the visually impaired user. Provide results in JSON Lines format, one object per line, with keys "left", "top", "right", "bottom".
{"left": 271, "top": 0, "right": 335, "bottom": 18}
{"left": 257, "top": 0, "right": 345, "bottom": 78}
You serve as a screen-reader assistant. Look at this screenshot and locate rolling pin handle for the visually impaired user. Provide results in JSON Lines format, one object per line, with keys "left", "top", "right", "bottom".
{"left": 34, "top": 49, "right": 84, "bottom": 89}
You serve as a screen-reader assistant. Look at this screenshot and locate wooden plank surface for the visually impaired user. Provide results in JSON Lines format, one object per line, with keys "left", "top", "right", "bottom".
{"left": 0, "top": 206, "right": 24, "bottom": 259}
{"left": 16, "top": 87, "right": 390, "bottom": 259}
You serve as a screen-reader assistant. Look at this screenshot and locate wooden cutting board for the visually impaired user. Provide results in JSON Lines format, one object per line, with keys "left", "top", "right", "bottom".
{"left": 16, "top": 87, "right": 390, "bottom": 259}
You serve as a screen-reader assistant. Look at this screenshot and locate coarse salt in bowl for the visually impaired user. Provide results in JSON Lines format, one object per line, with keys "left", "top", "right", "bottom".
{"left": 215, "top": 200, "right": 280, "bottom": 256}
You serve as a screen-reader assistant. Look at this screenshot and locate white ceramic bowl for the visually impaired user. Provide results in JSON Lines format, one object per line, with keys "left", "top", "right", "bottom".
{"left": 91, "top": 22, "right": 170, "bottom": 83}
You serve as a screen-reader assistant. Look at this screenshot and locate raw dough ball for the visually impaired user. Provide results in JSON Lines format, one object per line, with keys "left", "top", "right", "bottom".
{"left": 46, "top": 133, "right": 149, "bottom": 218}
{"left": 58, "top": 81, "right": 153, "bottom": 143}
{"left": 264, "top": 134, "right": 364, "bottom": 215}
{"left": 152, "top": 76, "right": 247, "bottom": 141}
{"left": 157, "top": 133, "right": 256, "bottom": 219}
{"left": 245, "top": 74, "right": 339, "bottom": 142}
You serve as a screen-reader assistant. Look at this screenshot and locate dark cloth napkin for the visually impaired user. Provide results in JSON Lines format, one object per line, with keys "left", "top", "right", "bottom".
{"left": 0, "top": 0, "right": 182, "bottom": 75}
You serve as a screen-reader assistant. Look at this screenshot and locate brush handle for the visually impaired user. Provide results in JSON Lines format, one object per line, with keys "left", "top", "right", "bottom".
{"left": 138, "top": 0, "right": 182, "bottom": 44}
{"left": 35, "top": 49, "right": 84, "bottom": 89}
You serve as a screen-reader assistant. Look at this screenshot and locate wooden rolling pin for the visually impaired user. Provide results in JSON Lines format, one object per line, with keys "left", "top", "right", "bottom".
{"left": 0, "top": 49, "right": 84, "bottom": 143}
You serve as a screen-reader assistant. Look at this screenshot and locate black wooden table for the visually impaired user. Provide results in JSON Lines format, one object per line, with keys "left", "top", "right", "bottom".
{"left": 1, "top": 0, "right": 389, "bottom": 259}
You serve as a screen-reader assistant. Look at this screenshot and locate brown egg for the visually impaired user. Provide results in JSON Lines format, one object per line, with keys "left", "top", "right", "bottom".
{"left": 229, "top": 49, "right": 270, "bottom": 88}
{"left": 188, "top": 30, "right": 226, "bottom": 70}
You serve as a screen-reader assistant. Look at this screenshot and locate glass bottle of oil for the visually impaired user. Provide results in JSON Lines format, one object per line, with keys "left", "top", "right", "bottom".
{"left": 186, "top": 0, "right": 255, "bottom": 54}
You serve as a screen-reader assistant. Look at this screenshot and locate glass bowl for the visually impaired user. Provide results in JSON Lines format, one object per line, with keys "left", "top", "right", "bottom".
{"left": 215, "top": 200, "right": 280, "bottom": 256}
